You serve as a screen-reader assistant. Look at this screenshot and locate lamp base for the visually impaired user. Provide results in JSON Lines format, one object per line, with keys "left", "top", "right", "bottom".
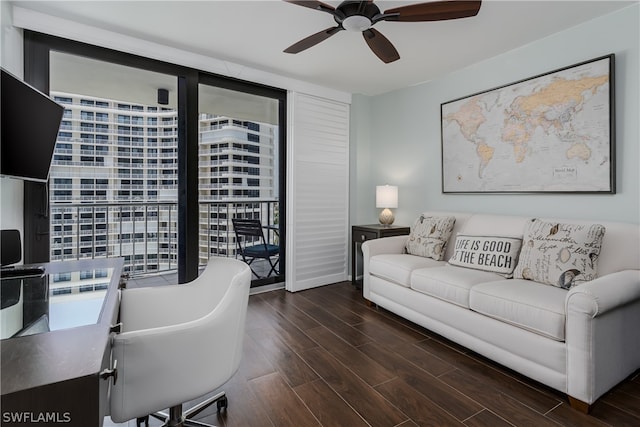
{"left": 378, "top": 208, "right": 395, "bottom": 226}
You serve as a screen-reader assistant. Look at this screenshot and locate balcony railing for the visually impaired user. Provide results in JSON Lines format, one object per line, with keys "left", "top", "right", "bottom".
{"left": 49, "top": 200, "right": 279, "bottom": 278}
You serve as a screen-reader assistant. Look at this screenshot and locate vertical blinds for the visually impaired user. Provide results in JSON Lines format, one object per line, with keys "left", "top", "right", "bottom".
{"left": 286, "top": 93, "right": 350, "bottom": 292}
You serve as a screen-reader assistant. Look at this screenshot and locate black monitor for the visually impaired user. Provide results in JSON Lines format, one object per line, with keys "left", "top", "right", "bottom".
{"left": 1, "top": 68, "right": 64, "bottom": 182}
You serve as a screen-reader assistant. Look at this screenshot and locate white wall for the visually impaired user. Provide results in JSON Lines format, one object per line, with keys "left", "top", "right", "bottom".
{"left": 353, "top": 3, "right": 640, "bottom": 226}
{"left": 1, "top": 1, "right": 25, "bottom": 248}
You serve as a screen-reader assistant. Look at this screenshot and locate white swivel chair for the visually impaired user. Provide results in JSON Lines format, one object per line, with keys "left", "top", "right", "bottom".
{"left": 109, "top": 257, "right": 251, "bottom": 427}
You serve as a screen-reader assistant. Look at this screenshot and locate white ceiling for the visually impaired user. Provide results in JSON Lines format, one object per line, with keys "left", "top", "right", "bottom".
{"left": 14, "top": 0, "right": 635, "bottom": 96}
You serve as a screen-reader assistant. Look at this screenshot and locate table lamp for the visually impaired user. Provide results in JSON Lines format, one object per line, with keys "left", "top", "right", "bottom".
{"left": 376, "top": 185, "right": 398, "bottom": 226}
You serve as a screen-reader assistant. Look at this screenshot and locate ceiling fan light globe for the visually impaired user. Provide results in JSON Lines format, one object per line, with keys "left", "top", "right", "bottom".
{"left": 342, "top": 15, "right": 372, "bottom": 32}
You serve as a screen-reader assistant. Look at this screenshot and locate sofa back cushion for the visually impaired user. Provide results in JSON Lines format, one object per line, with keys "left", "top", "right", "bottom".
{"left": 459, "top": 213, "right": 531, "bottom": 238}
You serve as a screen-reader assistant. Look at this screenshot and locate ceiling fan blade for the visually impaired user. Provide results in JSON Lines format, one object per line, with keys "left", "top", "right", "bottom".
{"left": 284, "top": 26, "right": 342, "bottom": 54}
{"left": 362, "top": 29, "right": 400, "bottom": 64}
{"left": 382, "top": 0, "right": 482, "bottom": 22}
{"left": 284, "top": 0, "right": 336, "bottom": 14}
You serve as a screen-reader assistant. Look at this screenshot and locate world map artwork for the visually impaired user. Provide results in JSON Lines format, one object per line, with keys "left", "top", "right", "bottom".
{"left": 441, "top": 56, "right": 613, "bottom": 193}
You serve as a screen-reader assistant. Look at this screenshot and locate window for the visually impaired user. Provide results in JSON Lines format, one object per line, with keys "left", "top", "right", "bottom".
{"left": 54, "top": 96, "right": 72, "bottom": 104}
{"left": 33, "top": 36, "right": 285, "bottom": 288}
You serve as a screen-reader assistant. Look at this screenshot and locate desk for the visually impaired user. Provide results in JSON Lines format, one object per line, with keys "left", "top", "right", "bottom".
{"left": 1, "top": 258, "right": 123, "bottom": 427}
{"left": 351, "top": 224, "right": 410, "bottom": 287}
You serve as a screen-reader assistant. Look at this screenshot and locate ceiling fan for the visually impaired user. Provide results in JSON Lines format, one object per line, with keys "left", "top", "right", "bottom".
{"left": 283, "top": 0, "right": 482, "bottom": 63}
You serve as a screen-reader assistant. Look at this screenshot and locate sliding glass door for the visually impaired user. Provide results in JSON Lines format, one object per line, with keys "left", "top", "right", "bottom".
{"left": 48, "top": 51, "right": 179, "bottom": 277}
{"left": 198, "top": 81, "right": 285, "bottom": 287}
{"left": 24, "top": 31, "right": 286, "bottom": 288}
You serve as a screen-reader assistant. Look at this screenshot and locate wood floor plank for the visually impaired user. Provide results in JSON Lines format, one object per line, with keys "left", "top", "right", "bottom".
{"left": 205, "top": 373, "right": 275, "bottom": 427}
{"left": 281, "top": 291, "right": 374, "bottom": 347}
{"left": 304, "top": 326, "right": 396, "bottom": 387}
{"left": 250, "top": 297, "right": 319, "bottom": 353}
{"left": 546, "top": 402, "right": 611, "bottom": 427}
{"left": 589, "top": 400, "right": 640, "bottom": 426}
{"left": 413, "top": 336, "right": 562, "bottom": 413}
{"left": 463, "top": 409, "right": 513, "bottom": 427}
{"left": 358, "top": 342, "right": 483, "bottom": 421}
{"left": 615, "top": 378, "right": 640, "bottom": 399}
{"left": 256, "top": 291, "right": 321, "bottom": 331}
{"left": 353, "top": 318, "right": 428, "bottom": 349}
{"left": 248, "top": 327, "right": 319, "bottom": 388}
{"left": 293, "top": 379, "right": 370, "bottom": 427}
{"left": 236, "top": 333, "right": 277, "bottom": 381}
{"left": 249, "top": 372, "right": 321, "bottom": 427}
{"left": 439, "top": 369, "right": 560, "bottom": 427}
{"left": 299, "top": 346, "right": 409, "bottom": 427}
{"left": 299, "top": 289, "right": 367, "bottom": 325}
{"left": 391, "top": 341, "right": 457, "bottom": 377}
{"left": 374, "top": 377, "right": 463, "bottom": 426}
{"left": 601, "top": 388, "right": 640, "bottom": 417}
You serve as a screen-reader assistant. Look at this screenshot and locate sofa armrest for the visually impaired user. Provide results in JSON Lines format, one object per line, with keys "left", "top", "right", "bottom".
{"left": 565, "top": 269, "right": 640, "bottom": 405}
{"left": 362, "top": 235, "right": 408, "bottom": 258}
{"left": 566, "top": 270, "right": 640, "bottom": 316}
{"left": 361, "top": 235, "right": 408, "bottom": 300}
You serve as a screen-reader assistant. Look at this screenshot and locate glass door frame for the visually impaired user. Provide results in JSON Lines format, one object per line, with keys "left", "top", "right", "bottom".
{"left": 198, "top": 74, "right": 287, "bottom": 287}
{"left": 22, "top": 31, "right": 286, "bottom": 286}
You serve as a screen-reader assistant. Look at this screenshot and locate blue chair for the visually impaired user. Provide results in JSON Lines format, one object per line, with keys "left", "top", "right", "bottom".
{"left": 231, "top": 218, "right": 279, "bottom": 279}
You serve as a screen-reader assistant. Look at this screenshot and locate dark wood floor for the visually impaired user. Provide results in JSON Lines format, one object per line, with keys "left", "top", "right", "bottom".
{"left": 110, "top": 281, "right": 640, "bottom": 427}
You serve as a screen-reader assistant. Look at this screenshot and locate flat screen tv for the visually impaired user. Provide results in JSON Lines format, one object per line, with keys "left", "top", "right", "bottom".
{"left": 1, "top": 68, "right": 64, "bottom": 182}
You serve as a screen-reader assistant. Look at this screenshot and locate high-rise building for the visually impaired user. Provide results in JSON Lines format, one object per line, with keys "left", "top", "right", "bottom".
{"left": 49, "top": 92, "right": 277, "bottom": 275}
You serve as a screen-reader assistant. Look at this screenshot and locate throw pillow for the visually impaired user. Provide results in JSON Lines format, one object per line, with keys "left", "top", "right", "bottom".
{"left": 513, "top": 219, "right": 606, "bottom": 289}
{"left": 405, "top": 215, "right": 456, "bottom": 261}
{"left": 448, "top": 235, "right": 522, "bottom": 277}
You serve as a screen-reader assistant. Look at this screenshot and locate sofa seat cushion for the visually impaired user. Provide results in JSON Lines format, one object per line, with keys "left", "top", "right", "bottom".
{"left": 411, "top": 265, "right": 505, "bottom": 308}
{"left": 469, "top": 280, "right": 568, "bottom": 341}
{"left": 370, "top": 254, "right": 444, "bottom": 287}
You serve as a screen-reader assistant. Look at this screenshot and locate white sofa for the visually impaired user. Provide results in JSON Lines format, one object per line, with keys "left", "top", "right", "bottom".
{"left": 362, "top": 211, "right": 640, "bottom": 412}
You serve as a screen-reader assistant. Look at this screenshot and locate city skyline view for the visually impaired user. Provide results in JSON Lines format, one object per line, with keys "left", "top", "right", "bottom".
{"left": 49, "top": 91, "right": 279, "bottom": 276}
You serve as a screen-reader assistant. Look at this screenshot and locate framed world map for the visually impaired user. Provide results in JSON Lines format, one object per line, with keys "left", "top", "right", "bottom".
{"left": 441, "top": 54, "right": 615, "bottom": 193}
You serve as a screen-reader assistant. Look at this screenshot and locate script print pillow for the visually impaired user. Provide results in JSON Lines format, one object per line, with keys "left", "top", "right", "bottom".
{"left": 405, "top": 215, "right": 456, "bottom": 261}
{"left": 514, "top": 219, "right": 606, "bottom": 289}
{"left": 448, "top": 235, "right": 522, "bottom": 277}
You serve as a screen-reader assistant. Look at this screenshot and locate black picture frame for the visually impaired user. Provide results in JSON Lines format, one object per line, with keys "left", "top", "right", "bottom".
{"left": 440, "top": 54, "right": 615, "bottom": 194}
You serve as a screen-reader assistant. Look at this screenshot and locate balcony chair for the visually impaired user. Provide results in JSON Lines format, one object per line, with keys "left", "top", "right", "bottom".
{"left": 109, "top": 257, "right": 251, "bottom": 427}
{"left": 231, "top": 218, "right": 280, "bottom": 279}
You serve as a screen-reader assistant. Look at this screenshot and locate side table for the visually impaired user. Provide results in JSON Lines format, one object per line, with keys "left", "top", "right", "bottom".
{"left": 351, "top": 224, "right": 410, "bottom": 288}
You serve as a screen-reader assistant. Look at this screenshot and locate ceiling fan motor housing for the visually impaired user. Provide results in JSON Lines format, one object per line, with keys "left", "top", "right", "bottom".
{"left": 334, "top": 1, "right": 382, "bottom": 31}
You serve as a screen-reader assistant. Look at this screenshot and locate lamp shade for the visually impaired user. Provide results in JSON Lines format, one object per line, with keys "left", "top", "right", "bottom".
{"left": 376, "top": 185, "right": 398, "bottom": 208}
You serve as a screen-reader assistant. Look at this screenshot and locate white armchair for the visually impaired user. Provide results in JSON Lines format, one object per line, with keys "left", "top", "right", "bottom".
{"left": 109, "top": 257, "right": 251, "bottom": 427}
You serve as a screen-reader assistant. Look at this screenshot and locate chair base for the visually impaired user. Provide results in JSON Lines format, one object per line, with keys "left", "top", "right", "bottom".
{"left": 137, "top": 391, "right": 228, "bottom": 427}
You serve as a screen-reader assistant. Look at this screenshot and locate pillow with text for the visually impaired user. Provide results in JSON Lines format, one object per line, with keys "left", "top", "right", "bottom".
{"left": 448, "top": 235, "right": 522, "bottom": 277}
